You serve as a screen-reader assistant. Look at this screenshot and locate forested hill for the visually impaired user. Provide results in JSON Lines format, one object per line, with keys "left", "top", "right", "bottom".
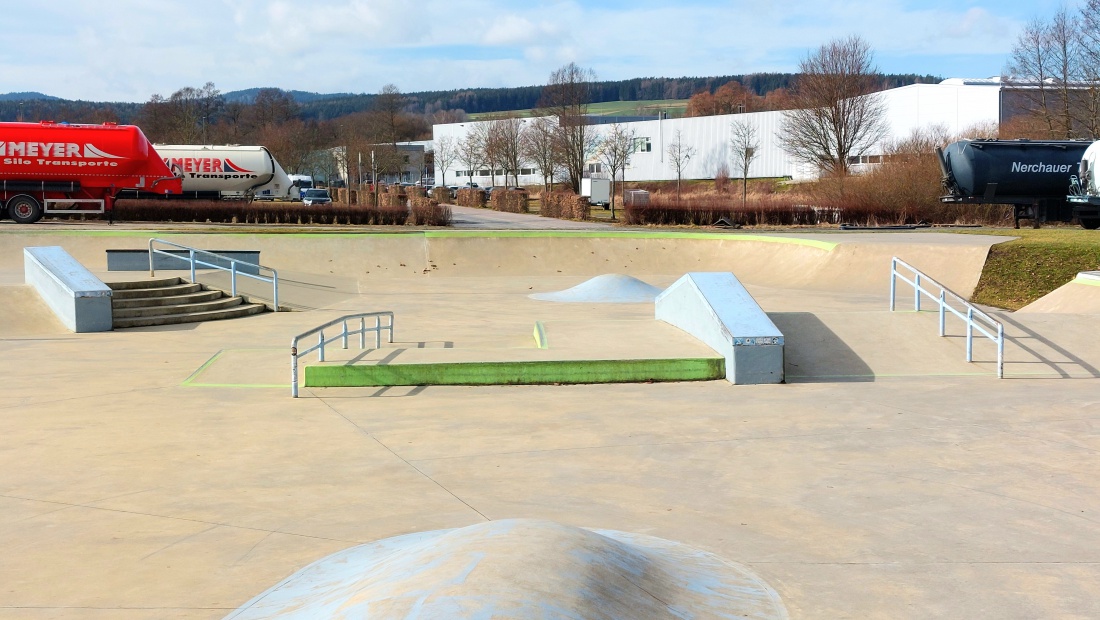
{"left": 0, "top": 72, "right": 941, "bottom": 123}
{"left": 298, "top": 72, "right": 943, "bottom": 120}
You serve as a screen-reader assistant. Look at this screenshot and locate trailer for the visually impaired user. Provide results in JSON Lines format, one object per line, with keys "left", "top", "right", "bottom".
{"left": 581, "top": 178, "right": 611, "bottom": 207}
{"left": 936, "top": 139, "right": 1091, "bottom": 228}
{"left": 1066, "top": 140, "right": 1100, "bottom": 229}
{"left": 139, "top": 145, "right": 298, "bottom": 201}
{"left": 0, "top": 121, "right": 181, "bottom": 223}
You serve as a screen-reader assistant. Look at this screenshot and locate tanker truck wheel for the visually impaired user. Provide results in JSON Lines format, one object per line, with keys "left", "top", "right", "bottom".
{"left": 1081, "top": 218, "right": 1100, "bottom": 230}
{"left": 8, "top": 195, "right": 43, "bottom": 224}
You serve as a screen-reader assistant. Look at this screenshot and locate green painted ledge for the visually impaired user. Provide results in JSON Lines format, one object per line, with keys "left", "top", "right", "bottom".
{"left": 305, "top": 357, "right": 725, "bottom": 387}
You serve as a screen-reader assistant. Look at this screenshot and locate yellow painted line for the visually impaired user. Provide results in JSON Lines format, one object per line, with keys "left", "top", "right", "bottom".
{"left": 533, "top": 321, "right": 549, "bottom": 349}
{"left": 181, "top": 350, "right": 225, "bottom": 386}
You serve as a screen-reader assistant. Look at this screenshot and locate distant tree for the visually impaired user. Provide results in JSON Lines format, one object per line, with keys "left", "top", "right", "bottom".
{"left": 458, "top": 130, "right": 486, "bottom": 187}
{"left": 521, "top": 116, "right": 560, "bottom": 193}
{"left": 539, "top": 63, "right": 600, "bottom": 193}
{"left": 435, "top": 136, "right": 457, "bottom": 186}
{"left": 488, "top": 116, "right": 526, "bottom": 187}
{"left": 779, "top": 35, "right": 888, "bottom": 176}
{"left": 666, "top": 130, "right": 695, "bottom": 201}
{"left": 248, "top": 88, "right": 299, "bottom": 133}
{"left": 137, "top": 82, "right": 223, "bottom": 143}
{"left": 373, "top": 84, "right": 405, "bottom": 145}
{"left": 1005, "top": 8, "right": 1092, "bottom": 138}
{"left": 596, "top": 123, "right": 635, "bottom": 219}
{"left": 730, "top": 119, "right": 759, "bottom": 209}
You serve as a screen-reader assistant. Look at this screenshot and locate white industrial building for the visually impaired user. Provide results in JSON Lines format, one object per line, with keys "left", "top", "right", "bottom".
{"left": 431, "top": 79, "right": 1005, "bottom": 187}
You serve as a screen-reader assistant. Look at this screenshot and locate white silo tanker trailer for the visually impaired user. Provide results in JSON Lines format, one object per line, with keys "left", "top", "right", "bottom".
{"left": 937, "top": 139, "right": 1092, "bottom": 229}
{"left": 1066, "top": 140, "right": 1100, "bottom": 229}
{"left": 138, "top": 145, "right": 300, "bottom": 201}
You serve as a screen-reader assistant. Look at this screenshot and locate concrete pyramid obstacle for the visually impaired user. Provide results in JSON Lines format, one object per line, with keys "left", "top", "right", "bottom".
{"left": 530, "top": 274, "right": 663, "bottom": 303}
{"left": 225, "top": 519, "right": 787, "bottom": 619}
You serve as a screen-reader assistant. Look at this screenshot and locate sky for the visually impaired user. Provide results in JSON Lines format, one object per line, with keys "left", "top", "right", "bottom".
{"left": 0, "top": 0, "right": 1079, "bottom": 103}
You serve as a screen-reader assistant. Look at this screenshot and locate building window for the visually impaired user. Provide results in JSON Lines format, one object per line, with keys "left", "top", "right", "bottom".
{"left": 847, "top": 155, "right": 883, "bottom": 165}
{"left": 634, "top": 137, "right": 652, "bottom": 153}
{"left": 587, "top": 163, "right": 603, "bottom": 174}
{"left": 520, "top": 167, "right": 535, "bottom": 175}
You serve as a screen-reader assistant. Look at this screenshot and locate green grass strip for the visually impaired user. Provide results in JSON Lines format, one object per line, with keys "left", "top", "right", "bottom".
{"left": 305, "top": 357, "right": 724, "bottom": 387}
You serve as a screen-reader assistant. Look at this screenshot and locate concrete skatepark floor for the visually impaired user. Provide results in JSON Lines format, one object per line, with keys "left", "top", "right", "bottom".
{"left": 1, "top": 223, "right": 1099, "bottom": 618}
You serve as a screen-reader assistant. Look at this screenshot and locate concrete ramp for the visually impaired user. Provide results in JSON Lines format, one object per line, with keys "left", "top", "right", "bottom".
{"left": 530, "top": 274, "right": 662, "bottom": 303}
{"left": 1018, "top": 272, "right": 1100, "bottom": 314}
{"left": 656, "top": 272, "right": 784, "bottom": 385}
{"left": 224, "top": 519, "right": 787, "bottom": 620}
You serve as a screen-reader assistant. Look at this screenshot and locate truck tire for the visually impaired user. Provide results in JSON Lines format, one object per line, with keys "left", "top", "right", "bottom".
{"left": 1081, "top": 218, "right": 1100, "bottom": 230}
{"left": 7, "top": 195, "right": 43, "bottom": 224}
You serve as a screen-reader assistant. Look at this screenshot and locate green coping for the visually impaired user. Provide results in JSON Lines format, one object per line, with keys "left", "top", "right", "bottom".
{"left": 305, "top": 358, "right": 725, "bottom": 387}
{"left": 1, "top": 228, "right": 838, "bottom": 250}
{"left": 1073, "top": 273, "right": 1100, "bottom": 287}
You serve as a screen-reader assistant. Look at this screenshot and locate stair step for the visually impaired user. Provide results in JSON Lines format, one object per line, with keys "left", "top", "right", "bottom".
{"left": 112, "top": 296, "right": 244, "bottom": 319}
{"left": 107, "top": 277, "right": 182, "bottom": 291}
{"left": 111, "top": 282, "right": 204, "bottom": 300}
{"left": 112, "top": 303, "right": 267, "bottom": 329}
{"left": 111, "top": 289, "right": 224, "bottom": 309}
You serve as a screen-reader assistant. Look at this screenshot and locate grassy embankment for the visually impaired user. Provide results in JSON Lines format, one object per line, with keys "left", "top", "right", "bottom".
{"left": 959, "top": 228, "right": 1100, "bottom": 310}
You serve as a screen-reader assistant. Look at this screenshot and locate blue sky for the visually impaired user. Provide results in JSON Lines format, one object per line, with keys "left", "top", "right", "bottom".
{"left": 0, "top": 0, "right": 1080, "bottom": 102}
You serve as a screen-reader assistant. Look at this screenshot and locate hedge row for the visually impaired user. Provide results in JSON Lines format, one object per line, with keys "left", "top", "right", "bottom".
{"left": 540, "top": 191, "right": 589, "bottom": 220}
{"left": 111, "top": 200, "right": 414, "bottom": 225}
{"left": 409, "top": 197, "right": 452, "bottom": 226}
{"left": 489, "top": 189, "right": 529, "bottom": 213}
{"left": 455, "top": 188, "right": 487, "bottom": 208}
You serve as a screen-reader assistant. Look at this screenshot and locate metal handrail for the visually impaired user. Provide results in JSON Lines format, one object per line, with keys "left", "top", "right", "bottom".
{"left": 290, "top": 312, "right": 395, "bottom": 397}
{"left": 148, "top": 238, "right": 280, "bottom": 311}
{"left": 890, "top": 257, "right": 1004, "bottom": 378}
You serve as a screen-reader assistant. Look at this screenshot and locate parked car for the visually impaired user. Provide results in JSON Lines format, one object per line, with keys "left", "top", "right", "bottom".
{"left": 446, "top": 185, "right": 459, "bottom": 198}
{"left": 301, "top": 188, "right": 333, "bottom": 206}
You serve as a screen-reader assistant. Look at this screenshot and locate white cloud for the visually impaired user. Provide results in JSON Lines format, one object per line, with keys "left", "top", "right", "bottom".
{"left": 0, "top": 0, "right": 1036, "bottom": 101}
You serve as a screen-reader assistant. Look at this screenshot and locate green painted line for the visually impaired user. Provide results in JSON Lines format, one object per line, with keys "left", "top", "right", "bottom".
{"left": 181, "top": 350, "right": 225, "bottom": 386}
{"left": 1072, "top": 273, "right": 1100, "bottom": 287}
{"left": 305, "top": 357, "right": 725, "bottom": 387}
{"left": 533, "top": 321, "right": 548, "bottom": 349}
{"left": 422, "top": 230, "right": 838, "bottom": 250}
{"left": 183, "top": 382, "right": 289, "bottom": 389}
{"left": 3, "top": 227, "right": 837, "bottom": 250}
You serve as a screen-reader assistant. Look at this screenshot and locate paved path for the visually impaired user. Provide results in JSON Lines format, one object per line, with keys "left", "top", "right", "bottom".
{"left": 449, "top": 204, "right": 613, "bottom": 230}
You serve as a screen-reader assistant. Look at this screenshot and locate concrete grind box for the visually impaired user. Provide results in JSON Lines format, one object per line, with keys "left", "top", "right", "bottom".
{"left": 656, "top": 272, "right": 784, "bottom": 385}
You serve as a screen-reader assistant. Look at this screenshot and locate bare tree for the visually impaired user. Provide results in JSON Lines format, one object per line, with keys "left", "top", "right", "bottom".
{"left": 491, "top": 116, "right": 526, "bottom": 187}
{"left": 1005, "top": 12, "right": 1081, "bottom": 138}
{"left": 666, "top": 130, "right": 695, "bottom": 202}
{"left": 435, "top": 136, "right": 457, "bottom": 186}
{"left": 779, "top": 35, "right": 888, "bottom": 176}
{"left": 730, "top": 119, "right": 759, "bottom": 209}
{"left": 138, "top": 82, "right": 223, "bottom": 144}
{"left": 539, "top": 63, "right": 600, "bottom": 193}
{"left": 522, "top": 116, "right": 560, "bottom": 194}
{"left": 596, "top": 123, "right": 635, "bottom": 218}
{"left": 458, "top": 130, "right": 486, "bottom": 188}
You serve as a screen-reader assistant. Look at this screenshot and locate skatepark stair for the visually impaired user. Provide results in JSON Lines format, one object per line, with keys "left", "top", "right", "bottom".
{"left": 109, "top": 277, "right": 266, "bottom": 329}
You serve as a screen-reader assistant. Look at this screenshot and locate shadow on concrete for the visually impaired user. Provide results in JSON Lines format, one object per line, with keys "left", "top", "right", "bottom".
{"left": 769, "top": 312, "right": 875, "bottom": 383}
{"left": 995, "top": 312, "right": 1100, "bottom": 379}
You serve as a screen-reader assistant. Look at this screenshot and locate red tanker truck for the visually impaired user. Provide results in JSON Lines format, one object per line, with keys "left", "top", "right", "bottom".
{"left": 0, "top": 121, "right": 181, "bottom": 223}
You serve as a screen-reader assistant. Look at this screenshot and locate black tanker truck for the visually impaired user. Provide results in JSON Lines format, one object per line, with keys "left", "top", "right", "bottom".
{"left": 936, "top": 139, "right": 1092, "bottom": 229}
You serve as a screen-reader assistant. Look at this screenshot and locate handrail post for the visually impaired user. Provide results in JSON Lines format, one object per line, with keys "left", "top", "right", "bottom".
{"left": 997, "top": 324, "right": 1005, "bottom": 379}
{"left": 938, "top": 290, "right": 946, "bottom": 337}
{"left": 342, "top": 320, "right": 349, "bottom": 349}
{"left": 189, "top": 249, "right": 196, "bottom": 283}
{"left": 272, "top": 271, "right": 280, "bottom": 312}
{"left": 375, "top": 316, "right": 381, "bottom": 349}
{"left": 318, "top": 331, "right": 326, "bottom": 362}
{"left": 230, "top": 262, "right": 238, "bottom": 297}
{"left": 965, "top": 307, "right": 974, "bottom": 362}
{"left": 360, "top": 317, "right": 366, "bottom": 349}
{"left": 148, "top": 239, "right": 156, "bottom": 277}
{"left": 291, "top": 341, "right": 299, "bottom": 398}
{"left": 388, "top": 314, "right": 394, "bottom": 343}
{"left": 914, "top": 272, "right": 921, "bottom": 312}
{"left": 889, "top": 259, "right": 896, "bottom": 311}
